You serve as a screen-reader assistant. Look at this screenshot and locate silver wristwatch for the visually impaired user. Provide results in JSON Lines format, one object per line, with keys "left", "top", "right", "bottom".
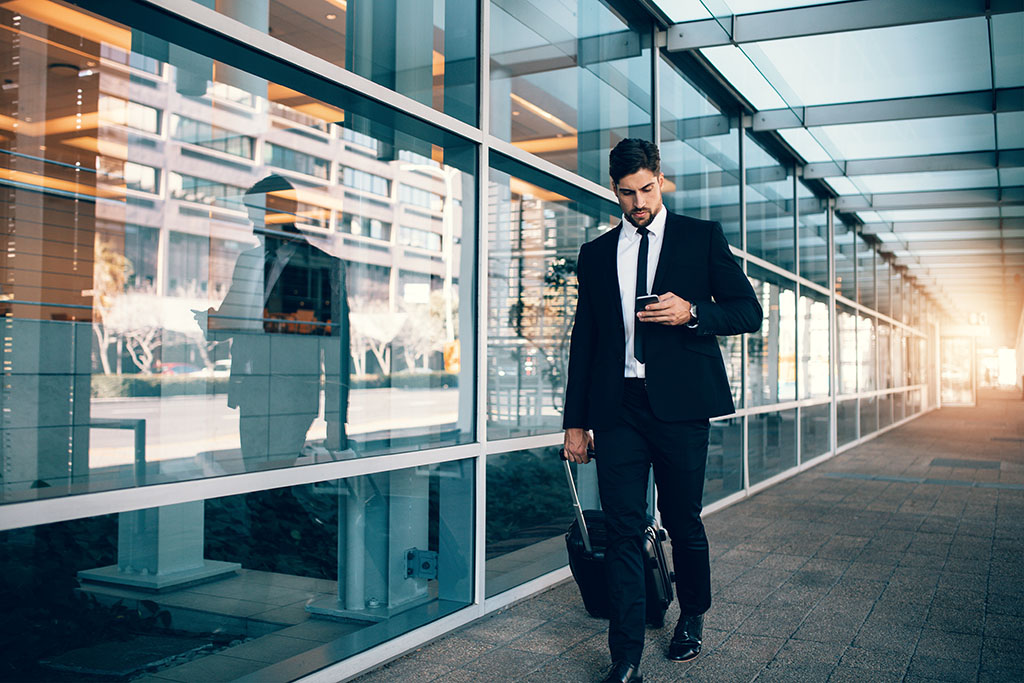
{"left": 687, "top": 302, "right": 698, "bottom": 328}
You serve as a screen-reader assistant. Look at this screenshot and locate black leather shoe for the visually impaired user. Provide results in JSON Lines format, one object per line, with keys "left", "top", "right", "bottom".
{"left": 667, "top": 613, "right": 703, "bottom": 662}
{"left": 600, "top": 660, "right": 642, "bottom": 683}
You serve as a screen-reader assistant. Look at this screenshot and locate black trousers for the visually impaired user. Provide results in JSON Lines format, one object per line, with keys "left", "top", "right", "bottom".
{"left": 594, "top": 379, "right": 712, "bottom": 666}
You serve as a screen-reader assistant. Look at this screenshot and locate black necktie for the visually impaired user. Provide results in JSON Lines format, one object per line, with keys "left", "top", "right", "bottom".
{"left": 634, "top": 226, "right": 649, "bottom": 363}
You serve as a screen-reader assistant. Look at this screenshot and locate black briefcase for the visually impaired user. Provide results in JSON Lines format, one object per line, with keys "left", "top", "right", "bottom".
{"left": 561, "top": 450, "right": 674, "bottom": 627}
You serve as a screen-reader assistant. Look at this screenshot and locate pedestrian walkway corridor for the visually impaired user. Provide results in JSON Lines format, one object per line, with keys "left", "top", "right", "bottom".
{"left": 354, "top": 390, "right": 1024, "bottom": 682}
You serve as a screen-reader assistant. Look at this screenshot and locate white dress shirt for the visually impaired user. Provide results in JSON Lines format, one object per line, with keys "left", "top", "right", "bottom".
{"left": 618, "top": 205, "right": 667, "bottom": 378}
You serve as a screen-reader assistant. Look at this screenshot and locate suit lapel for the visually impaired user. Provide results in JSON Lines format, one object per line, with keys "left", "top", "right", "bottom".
{"left": 652, "top": 212, "right": 677, "bottom": 296}
{"left": 601, "top": 223, "right": 623, "bottom": 317}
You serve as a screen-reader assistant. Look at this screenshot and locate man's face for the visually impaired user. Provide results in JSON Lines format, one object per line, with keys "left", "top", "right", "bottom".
{"left": 612, "top": 168, "right": 664, "bottom": 229}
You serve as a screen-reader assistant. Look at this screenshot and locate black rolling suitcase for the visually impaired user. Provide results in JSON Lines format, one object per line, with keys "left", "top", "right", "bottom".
{"left": 561, "top": 450, "right": 674, "bottom": 628}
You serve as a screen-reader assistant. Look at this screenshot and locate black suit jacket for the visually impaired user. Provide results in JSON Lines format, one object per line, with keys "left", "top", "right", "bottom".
{"left": 562, "top": 211, "right": 762, "bottom": 427}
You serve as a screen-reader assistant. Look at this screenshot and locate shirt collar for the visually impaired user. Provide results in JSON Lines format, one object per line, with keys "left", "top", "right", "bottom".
{"left": 620, "top": 205, "right": 667, "bottom": 240}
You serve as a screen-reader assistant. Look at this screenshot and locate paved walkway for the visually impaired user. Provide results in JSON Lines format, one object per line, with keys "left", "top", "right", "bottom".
{"left": 354, "top": 389, "right": 1024, "bottom": 682}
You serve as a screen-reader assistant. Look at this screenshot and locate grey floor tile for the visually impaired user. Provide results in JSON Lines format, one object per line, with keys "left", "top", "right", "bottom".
{"left": 907, "top": 653, "right": 979, "bottom": 682}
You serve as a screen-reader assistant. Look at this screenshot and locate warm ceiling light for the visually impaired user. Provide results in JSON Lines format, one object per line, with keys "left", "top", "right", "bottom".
{"left": 326, "top": 13, "right": 337, "bottom": 20}
{"left": 512, "top": 136, "right": 577, "bottom": 155}
{"left": 3, "top": 0, "right": 131, "bottom": 49}
{"left": 509, "top": 92, "right": 577, "bottom": 135}
{"left": 325, "top": 0, "right": 347, "bottom": 11}
{"left": 510, "top": 177, "right": 568, "bottom": 203}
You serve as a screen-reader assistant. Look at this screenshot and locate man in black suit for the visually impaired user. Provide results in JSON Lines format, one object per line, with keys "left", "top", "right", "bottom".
{"left": 562, "top": 139, "right": 762, "bottom": 683}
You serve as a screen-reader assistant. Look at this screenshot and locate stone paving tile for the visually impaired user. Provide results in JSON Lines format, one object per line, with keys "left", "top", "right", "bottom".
{"left": 906, "top": 653, "right": 979, "bottom": 682}
{"left": 838, "top": 645, "right": 911, "bottom": 673}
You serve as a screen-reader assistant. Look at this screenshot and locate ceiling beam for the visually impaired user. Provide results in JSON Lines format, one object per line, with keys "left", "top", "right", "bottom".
{"left": 862, "top": 219, "right": 1024, "bottom": 234}
{"left": 754, "top": 88, "right": 1023, "bottom": 131}
{"left": 836, "top": 187, "right": 1024, "bottom": 211}
{"left": 805, "top": 149, "right": 1024, "bottom": 179}
{"left": 665, "top": 0, "right": 1023, "bottom": 51}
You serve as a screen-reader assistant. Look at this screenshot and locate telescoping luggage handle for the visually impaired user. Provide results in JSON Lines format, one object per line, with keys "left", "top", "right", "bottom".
{"left": 559, "top": 447, "right": 596, "bottom": 554}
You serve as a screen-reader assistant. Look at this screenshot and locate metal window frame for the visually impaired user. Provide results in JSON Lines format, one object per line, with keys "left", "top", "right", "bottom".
{"left": 666, "top": 0, "right": 1022, "bottom": 51}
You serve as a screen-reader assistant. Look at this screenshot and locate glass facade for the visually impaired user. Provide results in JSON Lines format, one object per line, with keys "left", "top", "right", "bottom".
{"left": 0, "top": 1, "right": 938, "bottom": 679}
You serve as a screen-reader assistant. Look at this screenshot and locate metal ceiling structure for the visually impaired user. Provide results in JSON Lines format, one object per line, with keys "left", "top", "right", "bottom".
{"left": 652, "top": 0, "right": 1024, "bottom": 346}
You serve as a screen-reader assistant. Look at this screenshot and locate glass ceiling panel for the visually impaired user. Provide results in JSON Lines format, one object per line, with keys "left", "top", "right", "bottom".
{"left": 747, "top": 19, "right": 991, "bottom": 107}
{"left": 720, "top": 0, "right": 843, "bottom": 13}
{"left": 849, "top": 169, "right": 1000, "bottom": 195}
{"left": 655, "top": 0, "right": 713, "bottom": 21}
{"left": 813, "top": 114, "right": 995, "bottom": 160}
{"left": 1002, "top": 168, "right": 1024, "bottom": 187}
{"left": 875, "top": 207, "right": 1001, "bottom": 223}
{"left": 700, "top": 45, "right": 788, "bottom": 109}
{"left": 992, "top": 13, "right": 1024, "bottom": 88}
{"left": 826, "top": 177, "right": 860, "bottom": 196}
{"left": 997, "top": 112, "right": 1024, "bottom": 149}
{"left": 779, "top": 128, "right": 831, "bottom": 163}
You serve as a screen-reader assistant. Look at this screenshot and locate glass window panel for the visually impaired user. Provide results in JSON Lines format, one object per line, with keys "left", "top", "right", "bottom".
{"left": 907, "top": 387, "right": 922, "bottom": 416}
{"left": 892, "top": 272, "right": 903, "bottom": 322}
{"left": 857, "top": 237, "right": 874, "bottom": 309}
{"left": 878, "top": 322, "right": 893, "bottom": 390}
{"left": 894, "top": 390, "right": 905, "bottom": 422}
{"left": 719, "top": 334, "right": 743, "bottom": 409}
{"left": 659, "top": 56, "right": 741, "bottom": 247}
{"left": 490, "top": 0, "right": 652, "bottom": 186}
{"left": 895, "top": 327, "right": 907, "bottom": 387}
{"left": 706, "top": 417, "right": 743, "bottom": 504}
{"left": 798, "top": 182, "right": 829, "bottom": 286}
{"left": 798, "top": 287, "right": 830, "bottom": 399}
{"left": 837, "top": 303, "right": 857, "bottom": 395}
{"left": 486, "top": 446, "right": 576, "bottom": 597}
{"left": 860, "top": 395, "right": 878, "bottom": 436}
{"left": 858, "top": 315, "right": 877, "bottom": 391}
{"left": 192, "top": 0, "right": 477, "bottom": 125}
{"left": 746, "top": 134, "right": 795, "bottom": 271}
{"left": 747, "top": 265, "right": 797, "bottom": 406}
{"left": 0, "top": 459, "right": 474, "bottom": 681}
{"left": 750, "top": 19, "right": 991, "bottom": 106}
{"left": 748, "top": 408, "right": 797, "bottom": 486}
{"left": 801, "top": 402, "right": 830, "bottom": 462}
{"left": 875, "top": 259, "right": 891, "bottom": 317}
{"left": 837, "top": 398, "right": 858, "bottom": 446}
{"left": 813, "top": 114, "right": 995, "bottom": 160}
{"left": 835, "top": 220, "right": 856, "bottom": 301}
{"left": 487, "top": 155, "right": 618, "bottom": 440}
{"left": 0, "top": 6, "right": 477, "bottom": 501}
{"left": 878, "top": 392, "right": 894, "bottom": 429}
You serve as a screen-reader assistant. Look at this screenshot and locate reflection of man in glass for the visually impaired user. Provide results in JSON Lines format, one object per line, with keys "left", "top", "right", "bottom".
{"left": 202, "top": 175, "right": 349, "bottom": 471}
{"left": 562, "top": 140, "right": 762, "bottom": 682}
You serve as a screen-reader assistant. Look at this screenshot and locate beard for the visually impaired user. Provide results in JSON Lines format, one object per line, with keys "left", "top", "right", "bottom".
{"left": 624, "top": 206, "right": 657, "bottom": 229}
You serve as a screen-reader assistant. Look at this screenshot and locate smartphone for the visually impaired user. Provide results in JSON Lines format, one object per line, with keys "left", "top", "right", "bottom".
{"left": 635, "top": 294, "right": 660, "bottom": 311}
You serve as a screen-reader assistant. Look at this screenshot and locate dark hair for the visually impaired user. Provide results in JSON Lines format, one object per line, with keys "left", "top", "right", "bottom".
{"left": 608, "top": 138, "right": 660, "bottom": 184}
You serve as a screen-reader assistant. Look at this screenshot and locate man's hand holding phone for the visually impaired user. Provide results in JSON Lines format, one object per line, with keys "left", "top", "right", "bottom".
{"left": 637, "top": 292, "right": 694, "bottom": 326}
